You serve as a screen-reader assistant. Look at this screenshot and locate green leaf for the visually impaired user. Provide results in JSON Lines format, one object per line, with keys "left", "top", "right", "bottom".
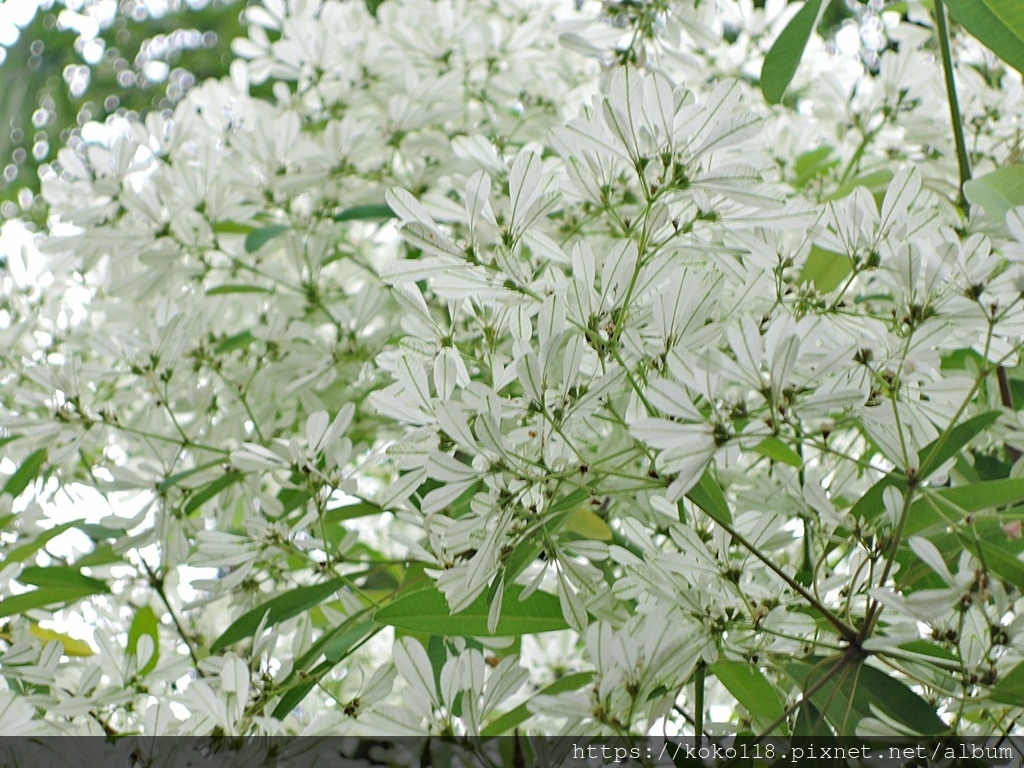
{"left": 213, "top": 330, "right": 255, "bottom": 355}
{"left": 959, "top": 533, "right": 1024, "bottom": 591}
{"left": 503, "top": 487, "right": 591, "bottom": 581}
{"left": 205, "top": 284, "right": 273, "bottom": 296}
{"left": 963, "top": 166, "right": 1024, "bottom": 223}
{"left": 3, "top": 448, "right": 47, "bottom": 498}
{"left": 128, "top": 606, "right": 160, "bottom": 676}
{"left": 77, "top": 524, "right": 122, "bottom": 541}
{"left": 480, "top": 671, "right": 594, "bottom": 736}
{"left": 686, "top": 470, "right": 732, "bottom": 525}
{"left": 324, "top": 501, "right": 384, "bottom": 524}
{"left": 211, "top": 221, "right": 255, "bottom": 235}
{"left": 826, "top": 168, "right": 894, "bottom": 203}
{"left": 183, "top": 471, "right": 244, "bottom": 516}
{"left": 244, "top": 224, "right": 289, "bottom": 253}
{"left": 760, "top": 0, "right": 825, "bottom": 104}
{"left": 210, "top": 578, "right": 346, "bottom": 652}
{"left": 919, "top": 410, "right": 1001, "bottom": 478}
{"left": 792, "top": 145, "right": 839, "bottom": 188}
{"left": 990, "top": 660, "right": 1024, "bottom": 707}
{"left": 0, "top": 586, "right": 109, "bottom": 619}
{"left": 906, "top": 477, "right": 1024, "bottom": 536}
{"left": 752, "top": 437, "right": 804, "bottom": 468}
{"left": 853, "top": 411, "right": 1001, "bottom": 521}
{"left": 564, "top": 508, "right": 613, "bottom": 541}
{"left": 944, "top": 0, "right": 1024, "bottom": 76}
{"left": 19, "top": 567, "right": 110, "bottom": 594}
{"left": 270, "top": 620, "right": 378, "bottom": 718}
{"left": 374, "top": 583, "right": 568, "bottom": 637}
{"left": 73, "top": 544, "right": 123, "bottom": 569}
{"left": 333, "top": 203, "right": 395, "bottom": 222}
{"left": 793, "top": 700, "right": 831, "bottom": 736}
{"left": 27, "top": 625, "right": 93, "bottom": 657}
{"left": 898, "top": 639, "right": 959, "bottom": 664}
{"left": 855, "top": 664, "right": 949, "bottom": 735}
{"left": 799, "top": 246, "right": 851, "bottom": 293}
{"left": 3, "top": 521, "right": 83, "bottom": 564}
{"left": 156, "top": 460, "right": 225, "bottom": 494}
{"left": 710, "top": 661, "right": 786, "bottom": 730}
{"left": 786, "top": 656, "right": 948, "bottom": 735}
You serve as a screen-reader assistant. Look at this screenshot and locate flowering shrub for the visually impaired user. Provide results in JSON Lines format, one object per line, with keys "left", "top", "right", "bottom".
{"left": 2, "top": 0, "right": 1024, "bottom": 739}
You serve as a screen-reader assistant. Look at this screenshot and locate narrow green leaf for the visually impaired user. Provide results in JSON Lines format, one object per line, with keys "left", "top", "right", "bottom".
{"left": 760, "top": 0, "right": 825, "bottom": 104}
{"left": 324, "top": 501, "right": 383, "bottom": 524}
{"left": 548, "top": 487, "right": 592, "bottom": 515}
{"left": 786, "top": 656, "right": 948, "bottom": 734}
{"left": 752, "top": 437, "right": 804, "bottom": 468}
{"left": 963, "top": 166, "right": 1024, "bottom": 222}
{"left": 792, "top": 145, "right": 839, "bottom": 187}
{"left": 213, "top": 331, "right": 255, "bottom": 355}
{"left": 270, "top": 620, "right": 378, "bottom": 719}
{"left": 826, "top": 168, "right": 894, "bottom": 203}
{"left": 898, "top": 640, "right": 959, "bottom": 663}
{"left": 19, "top": 567, "right": 110, "bottom": 594}
{"left": 205, "top": 284, "right": 273, "bottom": 296}
{"left": 3, "top": 449, "right": 47, "bottom": 498}
{"left": 4, "top": 521, "right": 82, "bottom": 564}
{"left": 210, "top": 578, "right": 346, "bottom": 652}
{"left": 855, "top": 664, "right": 949, "bottom": 735}
{"left": 77, "top": 524, "right": 122, "bottom": 541}
{"left": 990, "top": 660, "right": 1024, "bottom": 707}
{"left": 73, "top": 544, "right": 122, "bottom": 569}
{"left": 786, "top": 656, "right": 860, "bottom": 732}
{"left": 183, "top": 471, "right": 244, "bottom": 516}
{"left": 333, "top": 203, "right": 395, "bottom": 222}
{"left": 906, "top": 477, "right": 1024, "bottom": 536}
{"left": 853, "top": 411, "right": 1001, "bottom": 521}
{"left": 711, "top": 661, "right": 786, "bottom": 729}
{"left": 503, "top": 488, "right": 591, "bottom": 581}
{"left": 244, "top": 224, "right": 289, "bottom": 253}
{"left": 156, "top": 460, "right": 225, "bottom": 494}
{"left": 374, "top": 583, "right": 568, "bottom": 637}
{"left": 686, "top": 470, "right": 732, "bottom": 525}
{"left": 128, "top": 606, "right": 160, "bottom": 676}
{"left": 0, "top": 586, "right": 109, "bottom": 619}
{"left": 944, "top": 0, "right": 1024, "bottom": 76}
{"left": 799, "top": 246, "right": 850, "bottom": 293}
{"left": 564, "top": 508, "right": 614, "bottom": 541}
{"left": 27, "top": 625, "right": 93, "bottom": 656}
{"left": 793, "top": 700, "right": 831, "bottom": 736}
{"left": 919, "top": 410, "right": 1001, "bottom": 478}
{"left": 212, "top": 221, "right": 255, "bottom": 235}
{"left": 276, "top": 486, "right": 312, "bottom": 517}
{"left": 324, "top": 621, "right": 379, "bottom": 662}
{"left": 480, "top": 671, "right": 594, "bottom": 736}
{"left": 959, "top": 533, "right": 1024, "bottom": 591}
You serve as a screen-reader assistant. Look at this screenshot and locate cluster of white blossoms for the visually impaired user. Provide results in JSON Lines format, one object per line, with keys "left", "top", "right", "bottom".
{"left": 1, "top": 0, "right": 1024, "bottom": 740}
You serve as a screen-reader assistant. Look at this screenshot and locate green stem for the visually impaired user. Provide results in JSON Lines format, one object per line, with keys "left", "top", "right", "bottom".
{"left": 693, "top": 662, "right": 705, "bottom": 747}
{"left": 140, "top": 559, "right": 202, "bottom": 671}
{"left": 710, "top": 514, "right": 859, "bottom": 642}
{"left": 934, "top": 0, "right": 972, "bottom": 207}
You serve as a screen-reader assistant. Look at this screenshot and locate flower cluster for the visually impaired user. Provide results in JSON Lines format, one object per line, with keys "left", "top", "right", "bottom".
{"left": 1, "top": 0, "right": 1024, "bottom": 739}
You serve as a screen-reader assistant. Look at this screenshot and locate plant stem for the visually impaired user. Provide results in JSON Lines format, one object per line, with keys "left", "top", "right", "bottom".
{"left": 711, "top": 515, "right": 859, "bottom": 642}
{"left": 140, "top": 559, "right": 202, "bottom": 671}
{"left": 693, "top": 662, "right": 705, "bottom": 748}
{"left": 934, "top": 0, "right": 972, "bottom": 207}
